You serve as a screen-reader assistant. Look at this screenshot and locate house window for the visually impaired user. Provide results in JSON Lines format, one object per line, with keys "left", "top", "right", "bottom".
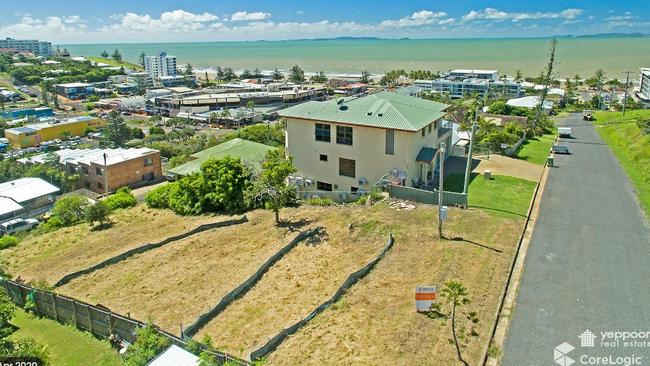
{"left": 96, "top": 167, "right": 103, "bottom": 176}
{"left": 319, "top": 154, "right": 328, "bottom": 162}
{"left": 315, "top": 123, "right": 331, "bottom": 142}
{"left": 84, "top": 181, "right": 90, "bottom": 188}
{"left": 142, "top": 172, "right": 155, "bottom": 181}
{"left": 351, "top": 187, "right": 359, "bottom": 194}
{"left": 339, "top": 158, "right": 356, "bottom": 178}
{"left": 144, "top": 157, "right": 153, "bottom": 166}
{"left": 97, "top": 182, "right": 104, "bottom": 189}
{"left": 428, "top": 124, "right": 432, "bottom": 134}
{"left": 317, "top": 181, "right": 332, "bottom": 191}
{"left": 421, "top": 129, "right": 425, "bottom": 137}
{"left": 336, "top": 126, "right": 353, "bottom": 145}
{"left": 82, "top": 166, "right": 89, "bottom": 175}
{"left": 385, "top": 129, "right": 394, "bottom": 155}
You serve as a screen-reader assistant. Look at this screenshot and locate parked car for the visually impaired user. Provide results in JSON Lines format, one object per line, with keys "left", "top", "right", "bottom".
{"left": 551, "top": 145, "right": 570, "bottom": 154}
{"left": 558, "top": 127, "right": 572, "bottom": 138}
{"left": 583, "top": 110, "right": 594, "bottom": 121}
{"left": 0, "top": 218, "right": 39, "bottom": 236}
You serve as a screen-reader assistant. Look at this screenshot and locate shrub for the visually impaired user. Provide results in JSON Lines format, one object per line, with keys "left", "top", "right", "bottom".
{"left": 104, "top": 187, "right": 137, "bottom": 210}
{"left": 52, "top": 195, "right": 90, "bottom": 226}
{"left": 123, "top": 323, "right": 170, "bottom": 366}
{"left": 305, "top": 197, "right": 335, "bottom": 206}
{"left": 0, "top": 236, "right": 18, "bottom": 250}
{"left": 145, "top": 183, "right": 174, "bottom": 209}
{"left": 86, "top": 201, "right": 111, "bottom": 227}
{"left": 33, "top": 216, "right": 63, "bottom": 235}
{"left": 148, "top": 126, "right": 165, "bottom": 135}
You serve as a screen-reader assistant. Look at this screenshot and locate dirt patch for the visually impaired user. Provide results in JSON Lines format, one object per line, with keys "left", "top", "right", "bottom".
{"left": 4, "top": 205, "right": 226, "bottom": 284}
{"left": 473, "top": 154, "right": 543, "bottom": 182}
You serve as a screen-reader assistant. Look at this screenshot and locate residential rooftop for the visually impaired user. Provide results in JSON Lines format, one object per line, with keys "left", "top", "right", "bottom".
{"left": 278, "top": 91, "right": 448, "bottom": 131}
{"left": 19, "top": 148, "right": 158, "bottom": 167}
{"left": 0, "top": 177, "right": 60, "bottom": 215}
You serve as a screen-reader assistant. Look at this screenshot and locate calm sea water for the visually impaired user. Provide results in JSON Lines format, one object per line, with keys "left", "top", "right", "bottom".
{"left": 61, "top": 37, "right": 650, "bottom": 78}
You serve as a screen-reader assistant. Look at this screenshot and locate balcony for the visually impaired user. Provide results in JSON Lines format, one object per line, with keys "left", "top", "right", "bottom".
{"left": 438, "top": 120, "right": 453, "bottom": 138}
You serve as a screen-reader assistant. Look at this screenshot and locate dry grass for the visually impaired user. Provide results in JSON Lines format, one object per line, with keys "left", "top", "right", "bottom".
{"left": 266, "top": 203, "right": 524, "bottom": 366}
{"left": 56, "top": 209, "right": 299, "bottom": 333}
{"left": 195, "top": 205, "right": 391, "bottom": 357}
{"left": 4, "top": 205, "right": 226, "bottom": 284}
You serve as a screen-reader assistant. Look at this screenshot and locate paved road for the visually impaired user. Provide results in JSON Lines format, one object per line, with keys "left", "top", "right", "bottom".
{"left": 502, "top": 113, "right": 650, "bottom": 365}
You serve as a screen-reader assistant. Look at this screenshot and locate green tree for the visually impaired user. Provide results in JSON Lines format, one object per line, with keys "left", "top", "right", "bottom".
{"left": 360, "top": 70, "right": 371, "bottom": 84}
{"left": 428, "top": 281, "right": 478, "bottom": 366}
{"left": 247, "top": 149, "right": 297, "bottom": 224}
{"left": 104, "top": 110, "right": 131, "bottom": 147}
{"left": 101, "top": 50, "right": 109, "bottom": 59}
{"left": 184, "top": 63, "right": 194, "bottom": 76}
{"left": 85, "top": 201, "right": 111, "bottom": 227}
{"left": 514, "top": 69, "right": 523, "bottom": 81}
{"left": 200, "top": 156, "right": 252, "bottom": 213}
{"left": 52, "top": 194, "right": 90, "bottom": 226}
{"left": 272, "top": 68, "right": 283, "bottom": 81}
{"left": 310, "top": 71, "right": 328, "bottom": 83}
{"left": 138, "top": 51, "right": 146, "bottom": 67}
{"left": 112, "top": 49, "right": 122, "bottom": 63}
{"left": 123, "top": 323, "right": 170, "bottom": 366}
{"left": 288, "top": 65, "right": 305, "bottom": 84}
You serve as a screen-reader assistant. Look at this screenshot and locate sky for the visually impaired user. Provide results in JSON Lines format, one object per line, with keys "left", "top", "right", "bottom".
{"left": 0, "top": 0, "right": 649, "bottom": 44}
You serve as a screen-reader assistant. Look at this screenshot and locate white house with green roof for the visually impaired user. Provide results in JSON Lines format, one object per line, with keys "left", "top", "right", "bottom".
{"left": 279, "top": 91, "right": 452, "bottom": 196}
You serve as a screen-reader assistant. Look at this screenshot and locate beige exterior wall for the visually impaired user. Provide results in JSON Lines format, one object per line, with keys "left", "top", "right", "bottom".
{"left": 75, "top": 152, "right": 162, "bottom": 194}
{"left": 284, "top": 117, "right": 448, "bottom": 192}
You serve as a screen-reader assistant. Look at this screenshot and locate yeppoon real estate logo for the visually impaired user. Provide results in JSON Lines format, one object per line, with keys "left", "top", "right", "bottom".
{"left": 554, "top": 329, "right": 650, "bottom": 365}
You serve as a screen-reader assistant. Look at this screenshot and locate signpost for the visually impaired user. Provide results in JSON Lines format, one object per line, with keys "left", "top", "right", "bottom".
{"left": 415, "top": 286, "right": 437, "bottom": 312}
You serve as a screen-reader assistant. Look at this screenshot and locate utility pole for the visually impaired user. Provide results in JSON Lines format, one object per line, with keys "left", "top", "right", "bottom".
{"left": 622, "top": 71, "right": 631, "bottom": 116}
{"left": 438, "top": 142, "right": 446, "bottom": 239}
{"left": 103, "top": 153, "right": 109, "bottom": 195}
{"left": 462, "top": 107, "right": 478, "bottom": 195}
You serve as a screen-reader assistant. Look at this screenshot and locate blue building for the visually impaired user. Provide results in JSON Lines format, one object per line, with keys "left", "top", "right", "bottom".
{"left": 0, "top": 106, "right": 54, "bottom": 120}
{"left": 54, "top": 82, "right": 95, "bottom": 100}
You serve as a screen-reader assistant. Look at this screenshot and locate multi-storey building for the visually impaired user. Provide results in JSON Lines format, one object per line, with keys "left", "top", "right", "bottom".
{"left": 412, "top": 69, "right": 522, "bottom": 99}
{"left": 0, "top": 38, "right": 52, "bottom": 57}
{"left": 637, "top": 68, "right": 650, "bottom": 107}
{"left": 144, "top": 51, "right": 177, "bottom": 79}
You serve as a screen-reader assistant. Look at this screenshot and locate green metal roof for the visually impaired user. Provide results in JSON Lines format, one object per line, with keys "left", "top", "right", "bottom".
{"left": 415, "top": 147, "right": 438, "bottom": 163}
{"left": 278, "top": 91, "right": 448, "bottom": 132}
{"left": 169, "top": 138, "right": 275, "bottom": 176}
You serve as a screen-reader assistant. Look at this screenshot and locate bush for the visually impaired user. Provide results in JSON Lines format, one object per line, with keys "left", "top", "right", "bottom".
{"left": 148, "top": 126, "right": 165, "bottom": 135}
{"left": 0, "top": 236, "right": 18, "bottom": 250}
{"left": 51, "top": 195, "right": 90, "bottom": 226}
{"left": 145, "top": 183, "right": 174, "bottom": 209}
{"left": 123, "top": 323, "right": 170, "bottom": 366}
{"left": 85, "top": 201, "right": 111, "bottom": 227}
{"left": 305, "top": 197, "right": 335, "bottom": 206}
{"left": 104, "top": 187, "right": 137, "bottom": 210}
{"left": 33, "top": 216, "right": 63, "bottom": 235}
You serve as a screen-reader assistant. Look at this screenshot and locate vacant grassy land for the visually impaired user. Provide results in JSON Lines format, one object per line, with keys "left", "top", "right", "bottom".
{"left": 86, "top": 56, "right": 143, "bottom": 71}
{"left": 267, "top": 203, "right": 524, "bottom": 365}
{"left": 57, "top": 209, "right": 297, "bottom": 333}
{"left": 195, "top": 206, "right": 390, "bottom": 357}
{"left": 445, "top": 173, "right": 537, "bottom": 218}
{"left": 594, "top": 110, "right": 650, "bottom": 216}
{"left": 4, "top": 205, "right": 225, "bottom": 284}
{"left": 10, "top": 308, "right": 121, "bottom": 366}
{"left": 516, "top": 133, "right": 556, "bottom": 165}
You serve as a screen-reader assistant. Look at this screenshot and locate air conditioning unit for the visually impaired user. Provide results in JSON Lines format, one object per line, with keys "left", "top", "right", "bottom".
{"left": 304, "top": 179, "right": 313, "bottom": 186}
{"left": 358, "top": 177, "right": 368, "bottom": 185}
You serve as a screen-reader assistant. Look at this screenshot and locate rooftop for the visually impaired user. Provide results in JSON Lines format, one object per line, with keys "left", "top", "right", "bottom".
{"left": 5, "top": 116, "right": 97, "bottom": 135}
{"left": 146, "top": 345, "right": 199, "bottom": 366}
{"left": 169, "top": 138, "right": 274, "bottom": 176}
{"left": 20, "top": 148, "right": 158, "bottom": 167}
{"left": 55, "top": 82, "right": 92, "bottom": 88}
{"left": 0, "top": 177, "right": 60, "bottom": 205}
{"left": 278, "top": 91, "right": 448, "bottom": 131}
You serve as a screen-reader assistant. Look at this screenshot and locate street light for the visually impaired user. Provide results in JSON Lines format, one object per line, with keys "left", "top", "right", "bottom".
{"left": 438, "top": 142, "right": 446, "bottom": 239}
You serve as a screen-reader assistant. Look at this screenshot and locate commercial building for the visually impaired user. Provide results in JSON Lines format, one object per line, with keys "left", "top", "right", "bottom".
{"left": 412, "top": 69, "right": 521, "bottom": 99}
{"left": 4, "top": 116, "right": 105, "bottom": 148}
{"left": 54, "top": 82, "right": 95, "bottom": 100}
{"left": 21, "top": 148, "right": 162, "bottom": 194}
{"left": 637, "top": 68, "right": 650, "bottom": 107}
{"left": 144, "top": 51, "right": 177, "bottom": 79}
{"left": 0, "top": 107, "right": 54, "bottom": 120}
{"left": 169, "top": 138, "right": 274, "bottom": 176}
{"left": 0, "top": 38, "right": 52, "bottom": 57}
{"left": 0, "top": 178, "right": 60, "bottom": 222}
{"left": 280, "top": 91, "right": 452, "bottom": 199}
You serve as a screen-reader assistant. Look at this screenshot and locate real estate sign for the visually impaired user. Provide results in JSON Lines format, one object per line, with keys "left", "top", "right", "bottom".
{"left": 415, "top": 286, "right": 437, "bottom": 312}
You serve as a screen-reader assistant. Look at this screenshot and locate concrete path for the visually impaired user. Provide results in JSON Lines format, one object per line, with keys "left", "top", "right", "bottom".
{"left": 502, "top": 113, "right": 650, "bottom": 365}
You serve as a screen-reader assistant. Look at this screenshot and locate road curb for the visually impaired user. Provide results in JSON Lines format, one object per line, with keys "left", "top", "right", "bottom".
{"left": 482, "top": 142, "right": 554, "bottom": 366}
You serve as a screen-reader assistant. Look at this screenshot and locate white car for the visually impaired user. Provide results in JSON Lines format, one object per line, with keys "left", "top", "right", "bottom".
{"left": 0, "top": 218, "right": 39, "bottom": 236}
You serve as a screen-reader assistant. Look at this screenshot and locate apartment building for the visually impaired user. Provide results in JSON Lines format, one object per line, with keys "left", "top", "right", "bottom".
{"left": 144, "top": 51, "right": 177, "bottom": 79}
{"left": 637, "top": 68, "right": 650, "bottom": 107}
{"left": 280, "top": 91, "right": 451, "bottom": 198}
{"left": 0, "top": 38, "right": 52, "bottom": 57}
{"left": 413, "top": 69, "right": 521, "bottom": 99}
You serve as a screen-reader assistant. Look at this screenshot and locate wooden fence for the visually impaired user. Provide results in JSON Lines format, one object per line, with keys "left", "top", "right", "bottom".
{"left": 388, "top": 185, "right": 468, "bottom": 207}
{"left": 0, "top": 277, "right": 249, "bottom": 366}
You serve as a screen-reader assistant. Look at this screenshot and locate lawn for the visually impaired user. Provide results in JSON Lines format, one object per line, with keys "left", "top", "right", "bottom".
{"left": 445, "top": 173, "right": 537, "bottom": 218}
{"left": 86, "top": 56, "right": 143, "bottom": 71}
{"left": 10, "top": 308, "right": 121, "bottom": 366}
{"left": 515, "top": 133, "right": 556, "bottom": 165}
{"left": 594, "top": 110, "right": 650, "bottom": 216}
{"left": 5, "top": 205, "right": 227, "bottom": 284}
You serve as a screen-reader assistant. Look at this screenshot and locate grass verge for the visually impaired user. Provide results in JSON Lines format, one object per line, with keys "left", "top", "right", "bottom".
{"left": 445, "top": 173, "right": 537, "bottom": 218}
{"left": 593, "top": 110, "right": 650, "bottom": 216}
{"left": 86, "top": 57, "right": 143, "bottom": 71}
{"left": 515, "top": 133, "right": 556, "bottom": 165}
{"left": 10, "top": 308, "right": 121, "bottom": 366}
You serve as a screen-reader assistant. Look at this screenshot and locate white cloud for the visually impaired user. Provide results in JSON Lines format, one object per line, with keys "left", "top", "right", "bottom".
{"left": 605, "top": 12, "right": 636, "bottom": 22}
{"left": 102, "top": 9, "right": 219, "bottom": 33}
{"left": 230, "top": 11, "right": 271, "bottom": 21}
{"left": 160, "top": 9, "right": 218, "bottom": 23}
{"left": 461, "top": 7, "right": 583, "bottom": 22}
{"left": 381, "top": 10, "right": 448, "bottom": 27}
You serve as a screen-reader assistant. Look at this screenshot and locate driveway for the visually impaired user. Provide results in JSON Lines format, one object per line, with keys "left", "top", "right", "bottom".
{"left": 502, "top": 113, "right": 650, "bottom": 364}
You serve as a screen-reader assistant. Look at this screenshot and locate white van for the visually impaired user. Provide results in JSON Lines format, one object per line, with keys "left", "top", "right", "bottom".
{"left": 0, "top": 218, "right": 39, "bottom": 236}
{"left": 558, "top": 127, "right": 572, "bottom": 138}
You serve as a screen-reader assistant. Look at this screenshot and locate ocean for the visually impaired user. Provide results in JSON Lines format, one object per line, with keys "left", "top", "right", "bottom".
{"left": 60, "top": 37, "right": 650, "bottom": 79}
